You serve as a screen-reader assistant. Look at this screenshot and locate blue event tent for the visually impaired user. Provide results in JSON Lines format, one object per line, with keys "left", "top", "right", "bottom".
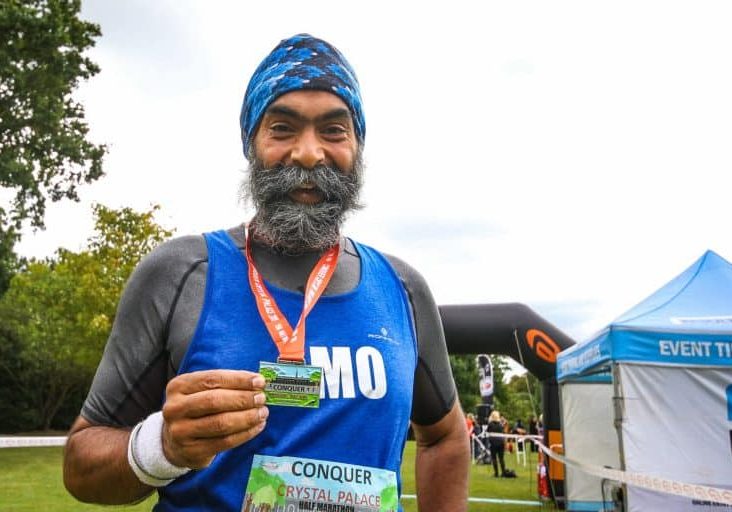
{"left": 556, "top": 250, "right": 732, "bottom": 512}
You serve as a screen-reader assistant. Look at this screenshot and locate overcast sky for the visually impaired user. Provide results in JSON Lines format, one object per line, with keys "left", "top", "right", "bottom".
{"left": 16, "top": 1, "right": 732, "bottom": 361}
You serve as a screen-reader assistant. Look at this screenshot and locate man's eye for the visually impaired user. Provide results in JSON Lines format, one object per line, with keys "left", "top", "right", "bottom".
{"left": 270, "top": 124, "right": 293, "bottom": 133}
{"left": 322, "top": 125, "right": 347, "bottom": 136}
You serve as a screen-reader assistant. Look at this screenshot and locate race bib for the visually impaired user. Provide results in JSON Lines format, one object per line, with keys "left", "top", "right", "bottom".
{"left": 242, "top": 454, "right": 399, "bottom": 512}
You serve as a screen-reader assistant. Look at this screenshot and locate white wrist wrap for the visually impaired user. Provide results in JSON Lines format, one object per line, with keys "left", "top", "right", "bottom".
{"left": 127, "top": 411, "right": 191, "bottom": 487}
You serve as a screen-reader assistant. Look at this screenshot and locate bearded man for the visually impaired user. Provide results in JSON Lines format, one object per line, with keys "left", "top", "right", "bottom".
{"left": 63, "top": 34, "right": 469, "bottom": 511}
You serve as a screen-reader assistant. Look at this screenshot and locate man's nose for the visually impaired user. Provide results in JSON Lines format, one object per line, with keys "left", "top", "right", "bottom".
{"left": 290, "top": 128, "right": 325, "bottom": 169}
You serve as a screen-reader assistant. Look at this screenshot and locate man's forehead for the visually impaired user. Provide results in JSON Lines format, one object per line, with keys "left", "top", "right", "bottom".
{"left": 265, "top": 91, "right": 353, "bottom": 122}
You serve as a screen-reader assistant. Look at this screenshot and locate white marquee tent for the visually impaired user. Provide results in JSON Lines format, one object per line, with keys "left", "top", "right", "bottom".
{"left": 556, "top": 250, "right": 732, "bottom": 512}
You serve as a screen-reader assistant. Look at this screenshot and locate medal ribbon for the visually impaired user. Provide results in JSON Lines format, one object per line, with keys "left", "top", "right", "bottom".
{"left": 245, "top": 225, "right": 340, "bottom": 362}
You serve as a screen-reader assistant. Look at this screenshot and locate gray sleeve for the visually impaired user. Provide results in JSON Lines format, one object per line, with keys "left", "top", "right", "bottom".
{"left": 384, "top": 254, "right": 458, "bottom": 426}
{"left": 81, "top": 235, "right": 208, "bottom": 427}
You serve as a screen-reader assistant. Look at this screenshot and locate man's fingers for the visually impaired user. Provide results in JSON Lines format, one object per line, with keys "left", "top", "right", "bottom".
{"left": 161, "top": 369, "right": 271, "bottom": 468}
{"left": 168, "top": 407, "right": 269, "bottom": 440}
{"left": 172, "top": 421, "right": 268, "bottom": 469}
{"left": 203, "top": 421, "right": 268, "bottom": 455}
{"left": 167, "top": 370, "right": 266, "bottom": 395}
{"left": 165, "top": 389, "right": 267, "bottom": 419}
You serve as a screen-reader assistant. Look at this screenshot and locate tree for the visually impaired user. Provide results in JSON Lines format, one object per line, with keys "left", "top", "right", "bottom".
{"left": 448, "top": 352, "right": 545, "bottom": 425}
{"left": 0, "top": 0, "right": 105, "bottom": 291}
{"left": 0, "top": 230, "right": 19, "bottom": 295}
{"left": 0, "top": 204, "right": 172, "bottom": 431}
{"left": 501, "top": 371, "right": 543, "bottom": 425}
{"left": 449, "top": 354, "right": 510, "bottom": 416}
{"left": 0, "top": 325, "right": 36, "bottom": 431}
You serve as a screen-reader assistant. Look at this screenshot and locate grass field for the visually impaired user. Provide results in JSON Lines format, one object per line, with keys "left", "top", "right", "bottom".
{"left": 0, "top": 442, "right": 558, "bottom": 511}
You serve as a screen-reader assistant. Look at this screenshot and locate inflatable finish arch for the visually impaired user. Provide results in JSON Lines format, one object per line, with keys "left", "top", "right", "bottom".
{"left": 439, "top": 303, "right": 576, "bottom": 503}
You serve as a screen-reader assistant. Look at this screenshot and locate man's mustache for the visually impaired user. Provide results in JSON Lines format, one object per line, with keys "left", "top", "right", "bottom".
{"left": 252, "top": 164, "right": 359, "bottom": 206}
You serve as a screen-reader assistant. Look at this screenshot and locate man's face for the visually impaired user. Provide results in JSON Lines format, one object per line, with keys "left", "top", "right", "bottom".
{"left": 254, "top": 90, "right": 358, "bottom": 183}
{"left": 242, "top": 90, "right": 363, "bottom": 254}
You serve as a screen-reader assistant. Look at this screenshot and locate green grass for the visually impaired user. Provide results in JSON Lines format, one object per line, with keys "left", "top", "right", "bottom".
{"left": 0, "top": 446, "right": 156, "bottom": 511}
{"left": 0, "top": 443, "right": 557, "bottom": 511}
{"left": 401, "top": 443, "right": 557, "bottom": 512}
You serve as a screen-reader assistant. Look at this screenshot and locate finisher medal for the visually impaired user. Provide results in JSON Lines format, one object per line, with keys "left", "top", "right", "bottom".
{"left": 258, "top": 361, "right": 322, "bottom": 408}
{"left": 245, "top": 224, "right": 338, "bottom": 408}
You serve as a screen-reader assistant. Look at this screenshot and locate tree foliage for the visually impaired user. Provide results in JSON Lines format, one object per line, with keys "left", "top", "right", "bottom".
{"left": 0, "top": 230, "right": 19, "bottom": 295}
{"left": 0, "top": 204, "right": 172, "bottom": 431}
{"left": 0, "top": 0, "right": 105, "bottom": 291}
{"left": 500, "top": 371, "right": 543, "bottom": 425}
{"left": 450, "top": 354, "right": 510, "bottom": 416}
{"left": 450, "top": 353, "right": 543, "bottom": 424}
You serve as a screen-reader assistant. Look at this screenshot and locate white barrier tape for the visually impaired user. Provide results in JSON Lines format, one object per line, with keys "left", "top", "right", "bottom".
{"left": 9, "top": 433, "right": 729, "bottom": 506}
{"left": 4, "top": 433, "right": 534, "bottom": 447}
{"left": 402, "top": 494, "right": 542, "bottom": 507}
{"left": 477, "top": 433, "right": 542, "bottom": 441}
{"left": 473, "top": 432, "right": 732, "bottom": 505}
{"left": 0, "top": 436, "right": 67, "bottom": 448}
{"left": 533, "top": 438, "right": 732, "bottom": 506}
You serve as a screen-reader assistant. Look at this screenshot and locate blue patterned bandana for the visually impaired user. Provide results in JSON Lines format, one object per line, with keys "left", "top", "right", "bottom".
{"left": 240, "top": 34, "right": 365, "bottom": 159}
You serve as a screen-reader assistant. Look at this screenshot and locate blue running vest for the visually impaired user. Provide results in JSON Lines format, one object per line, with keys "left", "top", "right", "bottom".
{"left": 155, "top": 231, "right": 418, "bottom": 511}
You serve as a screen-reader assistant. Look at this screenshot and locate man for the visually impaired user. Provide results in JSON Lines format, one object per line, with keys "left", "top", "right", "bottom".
{"left": 63, "top": 34, "right": 469, "bottom": 511}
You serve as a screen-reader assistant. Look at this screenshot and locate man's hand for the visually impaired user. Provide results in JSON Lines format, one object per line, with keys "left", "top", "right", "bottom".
{"left": 162, "top": 369, "right": 269, "bottom": 469}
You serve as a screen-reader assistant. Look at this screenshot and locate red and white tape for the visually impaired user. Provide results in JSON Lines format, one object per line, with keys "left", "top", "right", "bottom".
{"left": 540, "top": 443, "right": 732, "bottom": 506}
{"left": 481, "top": 433, "right": 732, "bottom": 506}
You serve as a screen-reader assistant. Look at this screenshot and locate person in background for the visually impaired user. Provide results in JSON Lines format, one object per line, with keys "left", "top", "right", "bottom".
{"left": 500, "top": 413, "right": 512, "bottom": 452}
{"left": 466, "top": 412, "right": 475, "bottom": 435}
{"left": 538, "top": 414, "right": 544, "bottom": 436}
{"left": 487, "top": 410, "right": 507, "bottom": 477}
{"left": 466, "top": 412, "right": 480, "bottom": 461}
{"left": 528, "top": 415, "right": 539, "bottom": 452}
{"left": 512, "top": 418, "right": 527, "bottom": 454}
{"left": 512, "top": 418, "right": 526, "bottom": 435}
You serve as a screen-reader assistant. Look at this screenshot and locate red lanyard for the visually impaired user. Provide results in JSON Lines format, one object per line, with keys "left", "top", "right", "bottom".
{"left": 245, "top": 225, "right": 340, "bottom": 363}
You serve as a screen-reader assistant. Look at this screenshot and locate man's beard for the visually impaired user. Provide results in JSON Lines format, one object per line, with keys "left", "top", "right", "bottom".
{"left": 240, "top": 152, "right": 363, "bottom": 255}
